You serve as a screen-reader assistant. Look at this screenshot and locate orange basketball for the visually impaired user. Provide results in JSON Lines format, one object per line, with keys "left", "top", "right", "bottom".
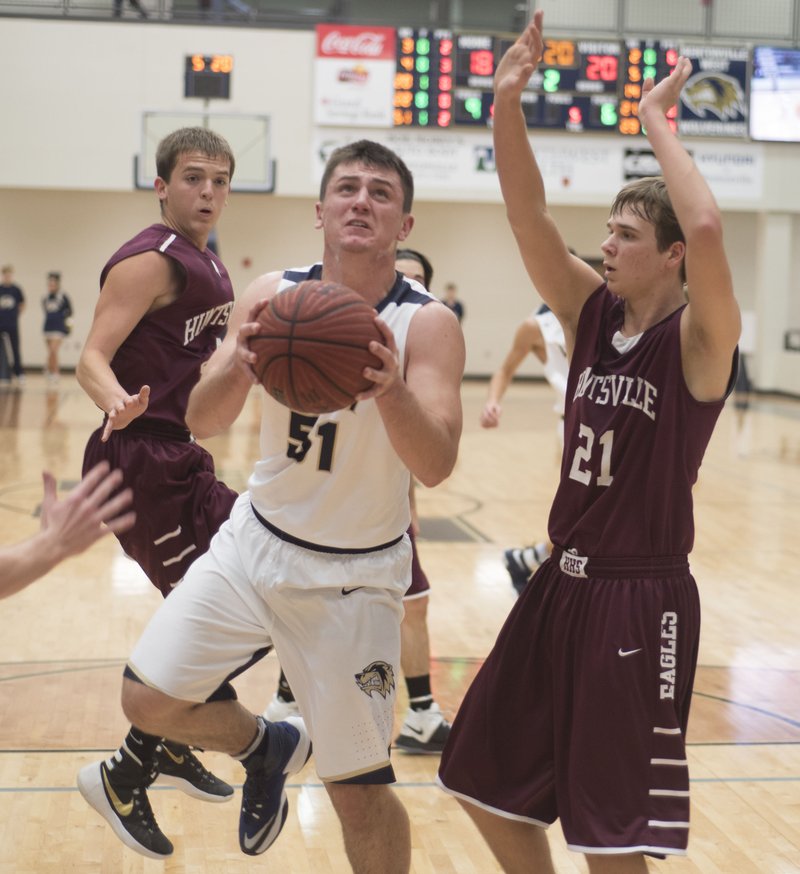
{"left": 248, "top": 280, "right": 383, "bottom": 414}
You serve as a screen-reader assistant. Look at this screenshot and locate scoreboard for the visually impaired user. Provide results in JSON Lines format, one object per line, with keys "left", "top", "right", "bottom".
{"left": 453, "top": 35, "right": 621, "bottom": 131}
{"left": 451, "top": 32, "right": 510, "bottom": 127}
{"left": 185, "top": 54, "right": 233, "bottom": 100}
{"left": 393, "top": 29, "right": 746, "bottom": 137}
{"left": 395, "top": 29, "right": 621, "bottom": 132}
{"left": 619, "top": 40, "right": 679, "bottom": 135}
{"left": 394, "top": 28, "right": 454, "bottom": 127}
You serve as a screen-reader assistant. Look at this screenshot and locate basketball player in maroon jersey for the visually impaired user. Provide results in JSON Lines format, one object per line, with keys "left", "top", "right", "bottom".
{"left": 439, "top": 12, "right": 741, "bottom": 874}
{"left": 75, "top": 128, "right": 240, "bottom": 859}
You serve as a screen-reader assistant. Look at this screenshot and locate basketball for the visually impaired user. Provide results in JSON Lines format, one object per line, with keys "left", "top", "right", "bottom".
{"left": 248, "top": 279, "right": 383, "bottom": 414}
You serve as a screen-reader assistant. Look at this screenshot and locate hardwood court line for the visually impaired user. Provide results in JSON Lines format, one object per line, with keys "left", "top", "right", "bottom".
{"left": 0, "top": 663, "right": 122, "bottom": 683}
{"left": 0, "top": 657, "right": 125, "bottom": 665}
{"left": 4, "top": 658, "right": 799, "bottom": 729}
{"left": 1, "top": 771, "right": 798, "bottom": 796}
{"left": 442, "top": 514, "right": 495, "bottom": 543}
{"left": 692, "top": 691, "right": 800, "bottom": 731}
{"left": 2, "top": 740, "right": 799, "bottom": 756}
{"left": 690, "top": 775, "right": 800, "bottom": 783}
{"left": 690, "top": 741, "right": 800, "bottom": 747}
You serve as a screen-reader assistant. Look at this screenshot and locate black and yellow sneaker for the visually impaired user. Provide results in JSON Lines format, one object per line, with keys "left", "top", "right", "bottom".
{"left": 77, "top": 750, "right": 173, "bottom": 859}
{"left": 155, "top": 742, "right": 234, "bottom": 802}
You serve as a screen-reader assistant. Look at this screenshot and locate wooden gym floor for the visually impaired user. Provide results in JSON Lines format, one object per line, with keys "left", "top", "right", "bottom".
{"left": 0, "top": 375, "right": 798, "bottom": 873}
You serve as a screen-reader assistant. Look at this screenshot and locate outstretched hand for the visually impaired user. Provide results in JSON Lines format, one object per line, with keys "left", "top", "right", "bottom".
{"left": 102, "top": 385, "right": 150, "bottom": 442}
{"left": 494, "top": 8, "right": 544, "bottom": 98}
{"left": 40, "top": 462, "right": 135, "bottom": 560}
{"left": 0, "top": 462, "right": 135, "bottom": 599}
{"left": 639, "top": 56, "right": 692, "bottom": 121}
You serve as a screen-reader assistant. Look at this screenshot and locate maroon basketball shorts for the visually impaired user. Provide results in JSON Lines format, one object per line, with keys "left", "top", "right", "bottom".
{"left": 438, "top": 551, "right": 700, "bottom": 857}
{"left": 83, "top": 426, "right": 237, "bottom": 597}
{"left": 404, "top": 526, "right": 431, "bottom": 600}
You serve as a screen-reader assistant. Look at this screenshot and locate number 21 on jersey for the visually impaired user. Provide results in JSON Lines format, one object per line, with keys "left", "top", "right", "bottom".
{"left": 568, "top": 423, "right": 614, "bottom": 487}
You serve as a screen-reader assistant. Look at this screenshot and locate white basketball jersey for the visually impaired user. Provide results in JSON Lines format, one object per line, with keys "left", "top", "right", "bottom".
{"left": 247, "top": 264, "right": 435, "bottom": 551}
{"left": 533, "top": 306, "right": 569, "bottom": 405}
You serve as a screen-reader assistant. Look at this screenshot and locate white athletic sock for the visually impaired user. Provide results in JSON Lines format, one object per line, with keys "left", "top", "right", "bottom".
{"left": 235, "top": 716, "right": 267, "bottom": 761}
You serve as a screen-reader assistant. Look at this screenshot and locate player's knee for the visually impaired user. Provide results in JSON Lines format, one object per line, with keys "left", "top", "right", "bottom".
{"left": 326, "top": 782, "right": 397, "bottom": 828}
{"left": 121, "top": 676, "right": 176, "bottom": 733}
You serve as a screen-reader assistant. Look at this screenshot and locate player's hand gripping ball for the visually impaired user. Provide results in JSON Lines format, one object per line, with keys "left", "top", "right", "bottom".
{"left": 248, "top": 280, "right": 383, "bottom": 414}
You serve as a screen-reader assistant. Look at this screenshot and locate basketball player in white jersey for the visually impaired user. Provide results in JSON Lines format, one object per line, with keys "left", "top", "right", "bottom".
{"left": 266, "top": 246, "right": 455, "bottom": 756}
{"left": 480, "top": 302, "right": 569, "bottom": 592}
{"left": 116, "top": 140, "right": 465, "bottom": 872}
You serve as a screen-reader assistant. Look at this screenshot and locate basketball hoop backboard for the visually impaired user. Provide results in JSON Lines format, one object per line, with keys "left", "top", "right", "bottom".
{"left": 135, "top": 111, "right": 275, "bottom": 193}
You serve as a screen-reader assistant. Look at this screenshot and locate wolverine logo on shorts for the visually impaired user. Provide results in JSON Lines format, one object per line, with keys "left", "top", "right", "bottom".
{"left": 354, "top": 661, "right": 395, "bottom": 699}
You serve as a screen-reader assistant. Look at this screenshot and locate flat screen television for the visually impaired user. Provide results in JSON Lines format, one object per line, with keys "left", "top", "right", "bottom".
{"left": 750, "top": 45, "right": 800, "bottom": 142}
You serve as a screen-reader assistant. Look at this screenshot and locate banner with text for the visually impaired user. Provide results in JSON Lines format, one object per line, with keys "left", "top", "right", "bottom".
{"left": 314, "top": 24, "right": 396, "bottom": 127}
{"left": 313, "top": 128, "right": 764, "bottom": 204}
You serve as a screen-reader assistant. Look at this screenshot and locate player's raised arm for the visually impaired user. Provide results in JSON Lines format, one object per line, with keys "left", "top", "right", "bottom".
{"left": 186, "top": 272, "right": 279, "bottom": 439}
{"left": 493, "top": 11, "right": 602, "bottom": 336}
{"left": 638, "top": 59, "right": 740, "bottom": 401}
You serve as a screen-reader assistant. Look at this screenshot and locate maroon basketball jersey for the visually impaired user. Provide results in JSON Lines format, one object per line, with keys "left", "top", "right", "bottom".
{"left": 100, "top": 224, "right": 234, "bottom": 430}
{"left": 548, "top": 284, "right": 730, "bottom": 558}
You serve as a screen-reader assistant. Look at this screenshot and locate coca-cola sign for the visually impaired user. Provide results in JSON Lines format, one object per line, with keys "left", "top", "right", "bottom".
{"left": 316, "top": 24, "right": 395, "bottom": 61}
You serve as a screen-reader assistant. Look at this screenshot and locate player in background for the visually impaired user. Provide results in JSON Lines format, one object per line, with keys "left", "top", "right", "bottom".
{"left": 0, "top": 462, "right": 134, "bottom": 599}
{"left": 480, "top": 300, "right": 568, "bottom": 594}
{"left": 266, "top": 248, "right": 453, "bottom": 755}
{"left": 441, "top": 280, "right": 465, "bottom": 322}
{"left": 75, "top": 127, "right": 240, "bottom": 860}
{"left": 0, "top": 264, "right": 26, "bottom": 386}
{"left": 41, "top": 271, "right": 72, "bottom": 385}
{"left": 118, "top": 139, "right": 464, "bottom": 872}
{"left": 439, "top": 12, "right": 740, "bottom": 873}
{"left": 393, "top": 247, "right": 454, "bottom": 752}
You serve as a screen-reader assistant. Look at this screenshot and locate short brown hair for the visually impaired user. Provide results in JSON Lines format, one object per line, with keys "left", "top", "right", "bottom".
{"left": 611, "top": 177, "right": 685, "bottom": 279}
{"left": 155, "top": 127, "right": 235, "bottom": 183}
{"left": 319, "top": 140, "right": 414, "bottom": 213}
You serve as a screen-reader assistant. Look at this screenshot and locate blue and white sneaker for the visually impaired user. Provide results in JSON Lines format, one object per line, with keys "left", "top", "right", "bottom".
{"left": 239, "top": 717, "right": 311, "bottom": 856}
